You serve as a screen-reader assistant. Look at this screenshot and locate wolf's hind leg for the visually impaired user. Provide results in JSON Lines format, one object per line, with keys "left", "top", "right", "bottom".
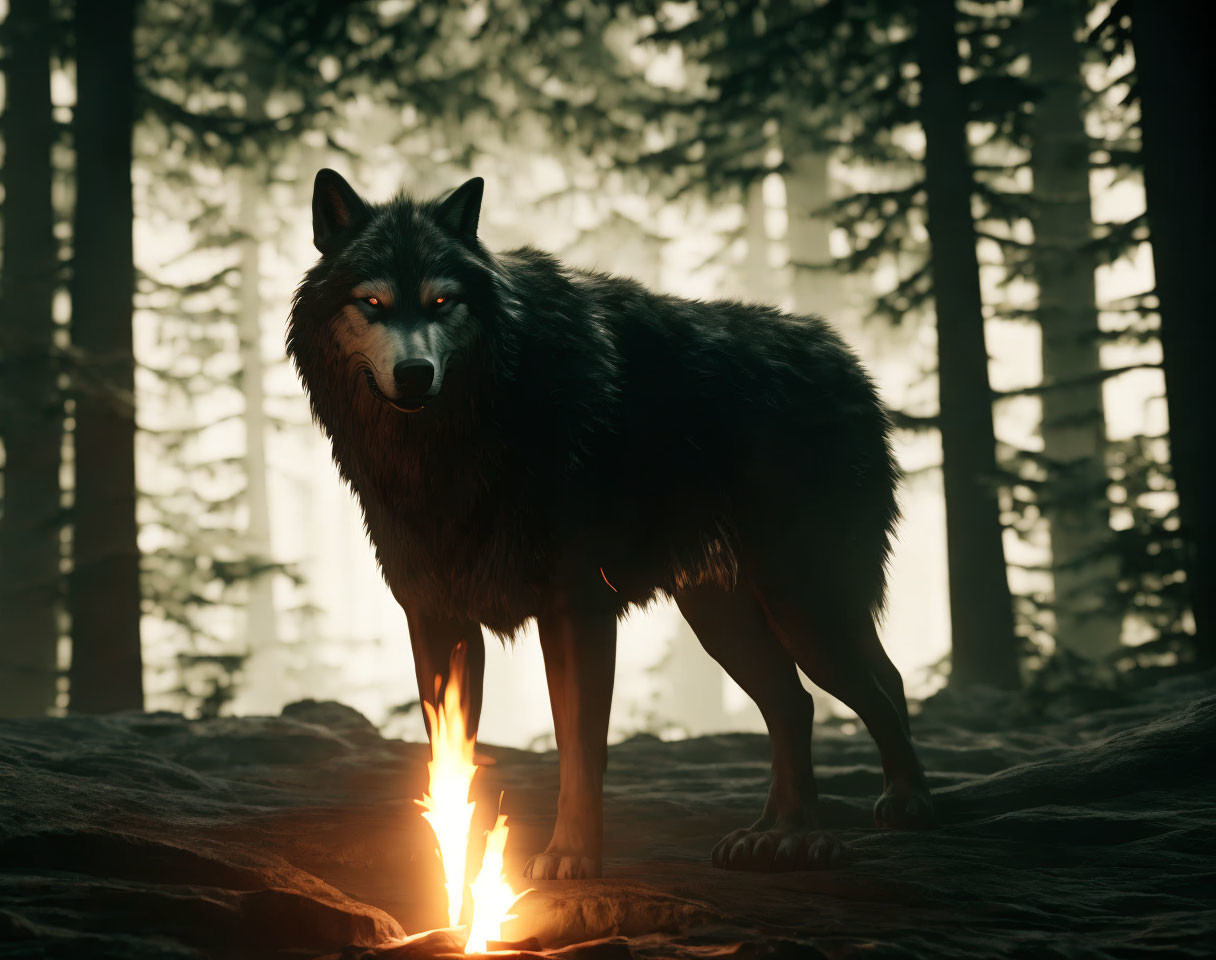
{"left": 755, "top": 584, "right": 933, "bottom": 830}
{"left": 859, "top": 618, "right": 910, "bottom": 735}
{"left": 524, "top": 598, "right": 617, "bottom": 881}
{"left": 676, "top": 583, "right": 845, "bottom": 870}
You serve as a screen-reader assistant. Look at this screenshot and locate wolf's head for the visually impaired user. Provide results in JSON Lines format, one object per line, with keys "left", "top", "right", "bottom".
{"left": 297, "top": 169, "right": 495, "bottom": 415}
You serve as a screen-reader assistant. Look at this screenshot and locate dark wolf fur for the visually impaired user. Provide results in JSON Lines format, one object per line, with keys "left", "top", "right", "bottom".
{"left": 290, "top": 171, "right": 931, "bottom": 879}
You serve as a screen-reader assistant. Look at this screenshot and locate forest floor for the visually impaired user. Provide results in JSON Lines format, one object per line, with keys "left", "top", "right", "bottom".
{"left": 1, "top": 671, "right": 1213, "bottom": 959}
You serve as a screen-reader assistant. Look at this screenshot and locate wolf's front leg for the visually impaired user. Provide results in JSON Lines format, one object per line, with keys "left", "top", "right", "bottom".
{"left": 406, "top": 609, "right": 486, "bottom": 740}
{"left": 524, "top": 598, "right": 617, "bottom": 880}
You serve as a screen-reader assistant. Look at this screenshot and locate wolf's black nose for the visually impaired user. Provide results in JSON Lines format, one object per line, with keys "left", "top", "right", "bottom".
{"left": 393, "top": 358, "right": 435, "bottom": 398}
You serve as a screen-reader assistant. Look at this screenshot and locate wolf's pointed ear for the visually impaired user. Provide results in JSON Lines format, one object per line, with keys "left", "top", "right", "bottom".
{"left": 312, "top": 169, "right": 369, "bottom": 255}
{"left": 435, "top": 177, "right": 484, "bottom": 244}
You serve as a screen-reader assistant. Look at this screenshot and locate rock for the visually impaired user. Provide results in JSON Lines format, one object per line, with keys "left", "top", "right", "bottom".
{"left": 281, "top": 700, "right": 383, "bottom": 742}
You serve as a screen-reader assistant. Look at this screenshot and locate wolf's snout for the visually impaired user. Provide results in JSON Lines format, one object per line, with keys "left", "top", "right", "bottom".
{"left": 393, "top": 358, "right": 435, "bottom": 398}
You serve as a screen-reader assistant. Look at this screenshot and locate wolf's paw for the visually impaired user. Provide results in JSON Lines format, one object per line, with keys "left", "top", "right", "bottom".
{"left": 711, "top": 826, "right": 846, "bottom": 871}
{"left": 874, "top": 781, "right": 934, "bottom": 829}
{"left": 523, "top": 850, "right": 600, "bottom": 880}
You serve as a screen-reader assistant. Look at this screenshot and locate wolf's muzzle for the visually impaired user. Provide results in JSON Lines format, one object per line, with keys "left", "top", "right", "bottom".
{"left": 393, "top": 358, "right": 435, "bottom": 400}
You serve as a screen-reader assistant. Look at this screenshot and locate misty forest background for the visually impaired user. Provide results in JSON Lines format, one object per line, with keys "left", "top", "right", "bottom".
{"left": 0, "top": 0, "right": 1210, "bottom": 747}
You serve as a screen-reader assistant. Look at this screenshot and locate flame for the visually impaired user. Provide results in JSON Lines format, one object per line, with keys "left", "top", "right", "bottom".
{"left": 466, "top": 814, "right": 526, "bottom": 953}
{"left": 416, "top": 676, "right": 478, "bottom": 928}
{"left": 414, "top": 650, "right": 527, "bottom": 953}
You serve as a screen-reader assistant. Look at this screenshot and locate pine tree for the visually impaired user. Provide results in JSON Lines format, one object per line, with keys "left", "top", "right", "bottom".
{"left": 68, "top": 0, "right": 143, "bottom": 712}
{"left": 1124, "top": 0, "right": 1215, "bottom": 649}
{"left": 231, "top": 53, "right": 282, "bottom": 712}
{"left": 0, "top": 0, "right": 62, "bottom": 716}
{"left": 911, "top": 0, "right": 1018, "bottom": 688}
{"left": 1023, "top": 0, "right": 1120, "bottom": 659}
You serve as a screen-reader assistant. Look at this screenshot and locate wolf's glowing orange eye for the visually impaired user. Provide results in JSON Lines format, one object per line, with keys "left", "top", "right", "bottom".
{"left": 435, "top": 296, "right": 446, "bottom": 305}
{"left": 363, "top": 296, "right": 381, "bottom": 307}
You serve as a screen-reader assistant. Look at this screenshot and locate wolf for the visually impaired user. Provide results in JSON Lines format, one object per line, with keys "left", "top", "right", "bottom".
{"left": 288, "top": 169, "right": 933, "bottom": 880}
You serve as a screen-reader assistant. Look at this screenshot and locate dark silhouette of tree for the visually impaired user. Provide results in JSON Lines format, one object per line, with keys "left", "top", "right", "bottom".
{"left": 911, "top": 0, "right": 1018, "bottom": 688}
{"left": 0, "top": 0, "right": 62, "bottom": 716}
{"left": 1124, "top": 0, "right": 1215, "bottom": 651}
{"left": 68, "top": 0, "right": 143, "bottom": 712}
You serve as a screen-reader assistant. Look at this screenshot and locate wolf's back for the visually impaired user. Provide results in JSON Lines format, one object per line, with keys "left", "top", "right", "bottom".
{"left": 493, "top": 254, "right": 899, "bottom": 615}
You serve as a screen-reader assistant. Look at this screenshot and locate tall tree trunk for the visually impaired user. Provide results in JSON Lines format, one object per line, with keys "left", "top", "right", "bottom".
{"left": 231, "top": 65, "right": 283, "bottom": 714}
{"left": 1025, "top": 0, "right": 1121, "bottom": 659}
{"left": 68, "top": 0, "right": 143, "bottom": 712}
{"left": 1128, "top": 1, "right": 1215, "bottom": 651}
{"left": 912, "top": 0, "right": 1020, "bottom": 688}
{"left": 0, "top": 0, "right": 62, "bottom": 716}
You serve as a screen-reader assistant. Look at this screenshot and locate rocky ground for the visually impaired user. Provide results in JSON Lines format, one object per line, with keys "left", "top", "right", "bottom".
{"left": 1, "top": 673, "right": 1213, "bottom": 959}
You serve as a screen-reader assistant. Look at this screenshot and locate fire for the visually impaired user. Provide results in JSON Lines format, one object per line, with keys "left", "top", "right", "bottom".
{"left": 414, "top": 650, "right": 527, "bottom": 953}
{"left": 466, "top": 815, "right": 523, "bottom": 953}
{"left": 416, "top": 680, "right": 478, "bottom": 928}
